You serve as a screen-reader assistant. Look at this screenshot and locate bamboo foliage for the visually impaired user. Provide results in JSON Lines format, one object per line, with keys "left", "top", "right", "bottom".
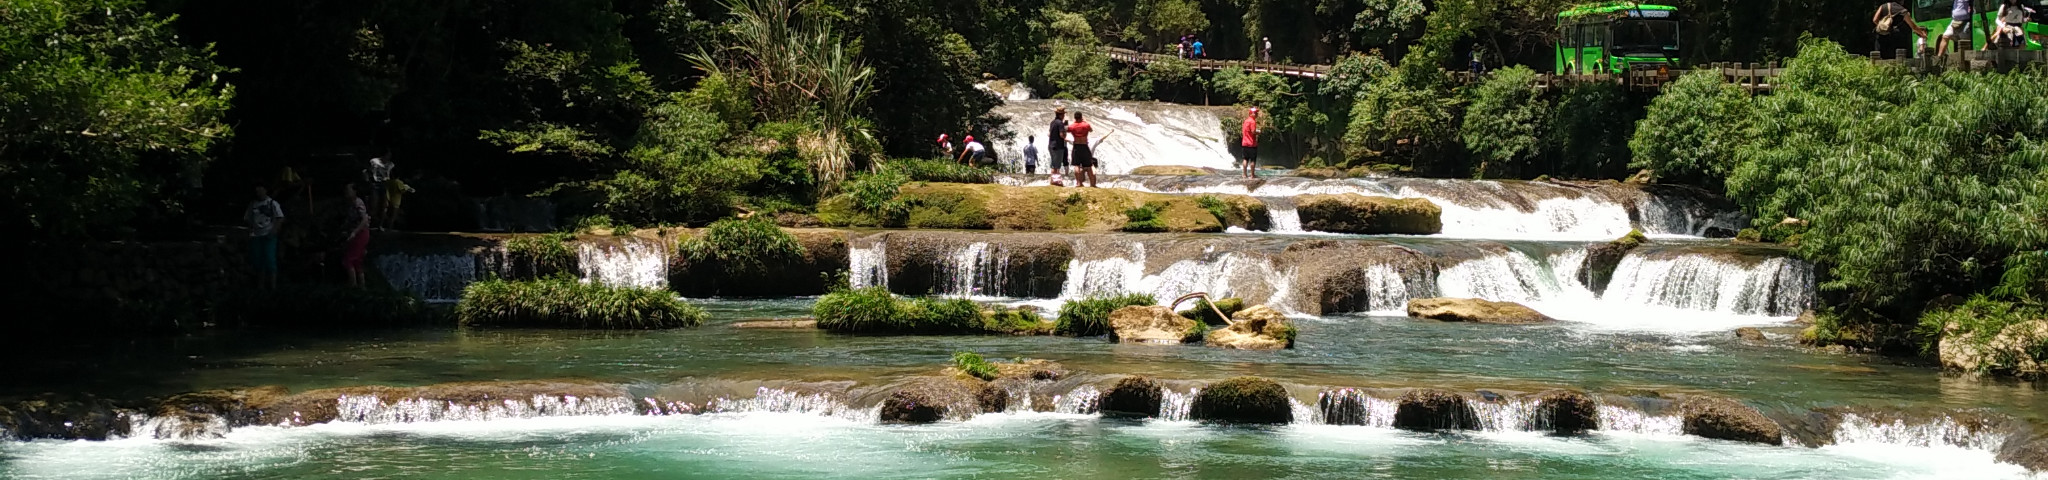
{"left": 690, "top": 0, "right": 874, "bottom": 186}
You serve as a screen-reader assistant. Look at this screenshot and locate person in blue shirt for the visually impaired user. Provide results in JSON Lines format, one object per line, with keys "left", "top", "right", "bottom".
{"left": 1192, "top": 39, "right": 1206, "bottom": 58}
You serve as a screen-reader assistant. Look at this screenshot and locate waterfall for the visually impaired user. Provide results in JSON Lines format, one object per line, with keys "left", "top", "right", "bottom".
{"left": 1472, "top": 399, "right": 1542, "bottom": 432}
{"left": 335, "top": 394, "right": 639, "bottom": 424}
{"left": 1831, "top": 413, "right": 2015, "bottom": 451}
{"left": 1436, "top": 250, "right": 1591, "bottom": 304}
{"left": 1051, "top": 386, "right": 1102, "bottom": 415}
{"left": 849, "top": 238, "right": 888, "bottom": 290}
{"left": 992, "top": 99, "right": 1237, "bottom": 174}
{"left": 1261, "top": 197, "right": 1304, "bottom": 233}
{"left": 1596, "top": 405, "right": 1684, "bottom": 436}
{"left": 1315, "top": 389, "right": 1399, "bottom": 428}
{"left": 703, "top": 387, "right": 874, "bottom": 422}
{"left": 1605, "top": 253, "right": 1815, "bottom": 317}
{"left": 1360, "top": 263, "right": 1423, "bottom": 313}
{"left": 127, "top": 413, "right": 230, "bottom": 440}
{"left": 576, "top": 239, "right": 668, "bottom": 289}
{"left": 1059, "top": 244, "right": 1298, "bottom": 312}
{"left": 1158, "top": 389, "right": 1199, "bottom": 422}
{"left": 373, "top": 253, "right": 478, "bottom": 302}
{"left": 941, "top": 242, "right": 1010, "bottom": 298}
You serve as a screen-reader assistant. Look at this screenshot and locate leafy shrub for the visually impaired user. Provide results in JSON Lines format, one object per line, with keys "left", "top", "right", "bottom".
{"left": 1543, "top": 82, "right": 1639, "bottom": 179}
{"left": 504, "top": 233, "right": 576, "bottom": 279}
{"left": 1123, "top": 201, "right": 1169, "bottom": 232}
{"left": 844, "top": 170, "right": 911, "bottom": 218}
{"left": 953, "top": 351, "right": 999, "bottom": 381}
{"left": 812, "top": 287, "right": 985, "bottom": 333}
{"left": 1196, "top": 195, "right": 1231, "bottom": 222}
{"left": 1343, "top": 53, "right": 1463, "bottom": 174}
{"left": 1055, "top": 293, "right": 1158, "bottom": 336}
{"left": 882, "top": 158, "right": 995, "bottom": 184}
{"left": 1461, "top": 65, "right": 1547, "bottom": 179}
{"left": 456, "top": 279, "right": 705, "bottom": 329}
{"left": 984, "top": 307, "right": 1053, "bottom": 335}
{"left": 1629, "top": 69, "right": 1753, "bottom": 188}
{"left": 1915, "top": 296, "right": 2048, "bottom": 376}
{"left": 677, "top": 217, "right": 805, "bottom": 276}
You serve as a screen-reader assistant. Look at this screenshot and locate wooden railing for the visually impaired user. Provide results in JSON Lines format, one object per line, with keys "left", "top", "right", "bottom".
{"left": 1102, "top": 47, "right": 1332, "bottom": 79}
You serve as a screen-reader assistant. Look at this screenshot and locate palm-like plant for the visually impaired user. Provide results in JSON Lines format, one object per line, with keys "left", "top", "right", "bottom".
{"left": 689, "top": 0, "right": 874, "bottom": 186}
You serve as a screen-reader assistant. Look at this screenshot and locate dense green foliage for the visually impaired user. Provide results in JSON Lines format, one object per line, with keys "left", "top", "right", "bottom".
{"left": 677, "top": 217, "right": 807, "bottom": 276}
{"left": 881, "top": 158, "right": 998, "bottom": 184}
{"left": 456, "top": 279, "right": 707, "bottom": 329}
{"left": 812, "top": 287, "right": 987, "bottom": 333}
{"left": 1122, "top": 201, "right": 1170, "bottom": 232}
{"left": 1917, "top": 296, "right": 2048, "bottom": 377}
{"left": 1461, "top": 66, "right": 1546, "bottom": 179}
{"left": 952, "top": 351, "right": 1001, "bottom": 380}
{"left": 1055, "top": 294, "right": 1157, "bottom": 336}
{"left": 504, "top": 233, "right": 579, "bottom": 279}
{"left": 0, "top": 0, "right": 232, "bottom": 240}
{"left": 1630, "top": 70, "right": 1753, "bottom": 188}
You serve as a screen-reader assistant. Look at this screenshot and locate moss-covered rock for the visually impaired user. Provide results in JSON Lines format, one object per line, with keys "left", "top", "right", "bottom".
{"left": 1675, "top": 395, "right": 1784, "bottom": 445}
{"left": 880, "top": 378, "right": 983, "bottom": 424}
{"left": 1189, "top": 377, "right": 1293, "bottom": 424}
{"left": 1528, "top": 390, "right": 1599, "bottom": 435}
{"left": 1131, "top": 165, "right": 1213, "bottom": 176}
{"left": 1577, "top": 229, "right": 1646, "bottom": 294}
{"left": 1295, "top": 194, "right": 1442, "bottom": 234}
{"left": 670, "top": 227, "right": 848, "bottom": 297}
{"left": 1179, "top": 297, "right": 1246, "bottom": 326}
{"left": 812, "top": 287, "right": 986, "bottom": 334}
{"left": 1406, "top": 298, "right": 1556, "bottom": 324}
{"left": 1098, "top": 376, "right": 1165, "bottom": 419}
{"left": 1204, "top": 305, "right": 1295, "bottom": 350}
{"left": 818, "top": 183, "right": 1257, "bottom": 233}
{"left": 1109, "top": 305, "right": 1202, "bottom": 344}
{"left": 1056, "top": 294, "right": 1158, "bottom": 337}
{"left": 1394, "top": 389, "right": 1478, "bottom": 431}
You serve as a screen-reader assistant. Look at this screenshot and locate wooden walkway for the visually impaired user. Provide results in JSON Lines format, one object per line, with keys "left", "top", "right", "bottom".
{"left": 1102, "top": 47, "right": 1332, "bottom": 79}
{"left": 1104, "top": 46, "right": 2048, "bottom": 94}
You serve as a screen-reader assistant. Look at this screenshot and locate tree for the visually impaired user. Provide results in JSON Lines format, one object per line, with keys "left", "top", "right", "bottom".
{"left": 1461, "top": 65, "right": 1546, "bottom": 179}
{"left": 0, "top": 0, "right": 234, "bottom": 240}
{"left": 1629, "top": 69, "right": 1752, "bottom": 188}
{"left": 1042, "top": 11, "right": 1123, "bottom": 100}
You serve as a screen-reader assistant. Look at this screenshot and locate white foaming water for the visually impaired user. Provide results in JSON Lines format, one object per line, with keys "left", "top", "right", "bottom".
{"left": 373, "top": 253, "right": 477, "bottom": 302}
{"left": 1158, "top": 389, "right": 1199, "bottom": 422}
{"left": 941, "top": 242, "right": 1009, "bottom": 298}
{"left": 1472, "top": 399, "right": 1541, "bottom": 432}
{"left": 1261, "top": 197, "right": 1304, "bottom": 233}
{"left": 1831, "top": 413, "right": 2015, "bottom": 451}
{"left": 1059, "top": 244, "right": 1300, "bottom": 313}
{"left": 1051, "top": 386, "right": 1102, "bottom": 415}
{"left": 126, "top": 413, "right": 229, "bottom": 441}
{"left": 1605, "top": 254, "right": 1814, "bottom": 317}
{"left": 848, "top": 237, "right": 888, "bottom": 290}
{"left": 704, "top": 387, "right": 876, "bottom": 422}
{"left": 1361, "top": 263, "right": 1421, "bottom": 314}
{"left": 992, "top": 99, "right": 1237, "bottom": 174}
{"left": 576, "top": 239, "right": 667, "bottom": 288}
{"left": 1313, "top": 389, "right": 1399, "bottom": 428}
{"left": 1596, "top": 405, "right": 1685, "bottom": 436}
{"left": 335, "top": 394, "right": 638, "bottom": 424}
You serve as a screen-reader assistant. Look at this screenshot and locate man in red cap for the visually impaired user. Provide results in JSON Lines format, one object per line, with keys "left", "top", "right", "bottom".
{"left": 1239, "top": 106, "right": 1259, "bottom": 179}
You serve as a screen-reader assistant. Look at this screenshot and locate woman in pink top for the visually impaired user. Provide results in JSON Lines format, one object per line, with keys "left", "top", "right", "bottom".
{"left": 1240, "top": 107, "right": 1259, "bottom": 179}
{"left": 341, "top": 183, "right": 372, "bottom": 288}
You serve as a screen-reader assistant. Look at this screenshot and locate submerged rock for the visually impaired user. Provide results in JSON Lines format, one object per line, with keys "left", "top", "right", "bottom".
{"left": 879, "top": 379, "right": 982, "bottom": 424}
{"left": 1189, "top": 377, "right": 1292, "bottom": 424}
{"left": 1204, "top": 305, "right": 1295, "bottom": 350}
{"left": 0, "top": 394, "right": 133, "bottom": 441}
{"left": 1295, "top": 194, "right": 1442, "bottom": 235}
{"left": 1675, "top": 395, "right": 1784, "bottom": 445}
{"left": 1406, "top": 298, "right": 1556, "bottom": 324}
{"left": 731, "top": 318, "right": 819, "bottom": 329}
{"left": 1109, "top": 305, "right": 1201, "bottom": 344}
{"left": 1130, "top": 165, "right": 1212, "bottom": 176}
{"left": 1734, "top": 327, "right": 1767, "bottom": 342}
{"left": 1528, "top": 390, "right": 1599, "bottom": 435}
{"left": 1097, "top": 376, "right": 1165, "bottom": 419}
{"left": 1393, "top": 389, "right": 1478, "bottom": 431}
{"left": 1576, "top": 229, "right": 1646, "bottom": 294}
{"left": 2000, "top": 433, "right": 2048, "bottom": 474}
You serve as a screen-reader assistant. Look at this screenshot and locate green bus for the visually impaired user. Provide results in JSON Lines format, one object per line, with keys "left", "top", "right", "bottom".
{"left": 1555, "top": 2, "right": 1682, "bottom": 74}
{"left": 1911, "top": 0, "right": 2047, "bottom": 53}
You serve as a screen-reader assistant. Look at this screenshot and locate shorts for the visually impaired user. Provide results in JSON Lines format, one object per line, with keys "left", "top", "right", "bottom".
{"left": 369, "top": 181, "right": 385, "bottom": 202}
{"left": 1071, "top": 144, "right": 1096, "bottom": 169}
{"left": 1025, "top": 163, "right": 1037, "bottom": 174}
{"left": 1241, "top": 145, "right": 1259, "bottom": 163}
{"left": 1048, "top": 146, "right": 1069, "bottom": 169}
{"left": 1946, "top": 18, "right": 1971, "bottom": 38}
{"left": 248, "top": 235, "right": 278, "bottom": 274}
{"left": 342, "top": 228, "right": 371, "bottom": 270}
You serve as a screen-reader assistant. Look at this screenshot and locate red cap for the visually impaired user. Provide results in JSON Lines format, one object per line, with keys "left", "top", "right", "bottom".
{"left": 964, "top": 136, "right": 975, "bottom": 143}
{"left": 1249, "top": 106, "right": 1259, "bottom": 113}
{"left": 938, "top": 133, "right": 949, "bottom": 142}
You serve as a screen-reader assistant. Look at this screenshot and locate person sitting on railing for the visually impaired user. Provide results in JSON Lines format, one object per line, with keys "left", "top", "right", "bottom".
{"left": 1995, "top": 0, "right": 2036, "bottom": 49}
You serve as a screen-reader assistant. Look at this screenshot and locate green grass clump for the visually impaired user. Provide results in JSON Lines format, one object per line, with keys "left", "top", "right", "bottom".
{"left": 505, "top": 233, "right": 576, "bottom": 279}
{"left": 1178, "top": 297, "right": 1245, "bottom": 326}
{"left": 953, "top": 351, "right": 999, "bottom": 381}
{"left": 456, "top": 279, "right": 705, "bottom": 329}
{"left": 1055, "top": 293, "right": 1158, "bottom": 336}
{"left": 1196, "top": 195, "right": 1231, "bottom": 223}
{"left": 882, "top": 158, "right": 996, "bottom": 184}
{"left": 984, "top": 307, "right": 1054, "bottom": 335}
{"left": 1122, "top": 201, "right": 1169, "bottom": 232}
{"left": 1916, "top": 296, "right": 2048, "bottom": 376}
{"left": 812, "top": 287, "right": 985, "bottom": 333}
{"left": 677, "top": 217, "right": 805, "bottom": 275}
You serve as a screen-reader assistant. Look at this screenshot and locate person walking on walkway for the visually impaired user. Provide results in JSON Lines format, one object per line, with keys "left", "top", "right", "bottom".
{"left": 1937, "top": 0, "right": 1974, "bottom": 55}
{"left": 1022, "top": 136, "right": 1040, "bottom": 175}
{"left": 1048, "top": 107, "right": 1072, "bottom": 186}
{"left": 1067, "top": 112, "right": 1106, "bottom": 188}
{"left": 1239, "top": 107, "right": 1260, "bottom": 179}
{"left": 341, "top": 183, "right": 372, "bottom": 288}
{"left": 1192, "top": 38, "right": 1206, "bottom": 58}
{"left": 1262, "top": 37, "right": 1273, "bottom": 63}
{"left": 244, "top": 186, "right": 285, "bottom": 289}
{"left": 1874, "top": 2, "right": 1929, "bottom": 58}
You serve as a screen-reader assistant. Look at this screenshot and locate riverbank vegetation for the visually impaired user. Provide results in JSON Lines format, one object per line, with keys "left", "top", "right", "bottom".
{"left": 812, "top": 287, "right": 1050, "bottom": 334}
{"left": 456, "top": 279, "right": 706, "bottom": 329}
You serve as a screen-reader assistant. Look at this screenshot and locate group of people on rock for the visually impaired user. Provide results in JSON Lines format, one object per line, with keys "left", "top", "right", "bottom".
{"left": 1874, "top": 0, "right": 2036, "bottom": 57}
{"left": 1016, "top": 106, "right": 1106, "bottom": 187}
{"left": 242, "top": 153, "right": 410, "bottom": 290}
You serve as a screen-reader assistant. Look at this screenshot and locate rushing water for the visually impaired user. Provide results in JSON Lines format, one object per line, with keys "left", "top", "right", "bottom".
{"left": 991, "top": 100, "right": 1240, "bottom": 174}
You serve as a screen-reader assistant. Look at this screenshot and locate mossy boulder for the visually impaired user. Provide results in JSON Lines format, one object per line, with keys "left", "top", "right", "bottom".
{"left": 1527, "top": 389, "right": 1599, "bottom": 435}
{"left": 1189, "top": 377, "right": 1293, "bottom": 424}
{"left": 1131, "top": 165, "right": 1212, "bottom": 176}
{"left": 1179, "top": 297, "right": 1246, "bottom": 326}
{"left": 2000, "top": 433, "right": 2048, "bottom": 474}
{"left": 1577, "top": 229, "right": 1646, "bottom": 294}
{"left": 1205, "top": 305, "right": 1296, "bottom": 350}
{"left": 1393, "top": 389, "right": 1478, "bottom": 431}
{"left": 879, "top": 378, "right": 983, "bottom": 424}
{"left": 1675, "top": 395, "right": 1784, "bottom": 445}
{"left": 1406, "top": 298, "right": 1556, "bottom": 324}
{"left": 1295, "top": 194, "right": 1442, "bottom": 234}
{"left": 819, "top": 183, "right": 1258, "bottom": 233}
{"left": 1097, "top": 376, "right": 1166, "bottom": 419}
{"left": 1940, "top": 319, "right": 2048, "bottom": 379}
{"left": 144, "top": 386, "right": 292, "bottom": 438}
{"left": 1109, "top": 305, "right": 1203, "bottom": 344}
{"left": 0, "top": 394, "right": 132, "bottom": 440}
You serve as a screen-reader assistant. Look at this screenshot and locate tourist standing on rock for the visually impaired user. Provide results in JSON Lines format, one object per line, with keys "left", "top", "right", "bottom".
{"left": 957, "top": 135, "right": 987, "bottom": 166}
{"left": 245, "top": 186, "right": 285, "bottom": 290}
{"left": 341, "top": 183, "right": 372, "bottom": 288}
{"left": 1048, "top": 107, "right": 1071, "bottom": 186}
{"left": 1067, "top": 112, "right": 1103, "bottom": 188}
{"left": 1240, "top": 107, "right": 1260, "bottom": 179}
{"left": 1022, "top": 136, "right": 1040, "bottom": 175}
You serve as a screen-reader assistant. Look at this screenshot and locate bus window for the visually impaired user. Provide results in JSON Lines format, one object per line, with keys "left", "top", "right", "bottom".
{"left": 1914, "top": 0, "right": 1947, "bottom": 22}
{"left": 1612, "top": 19, "right": 1680, "bottom": 54}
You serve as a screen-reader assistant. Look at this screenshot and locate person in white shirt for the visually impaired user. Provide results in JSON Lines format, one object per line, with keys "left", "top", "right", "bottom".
{"left": 1996, "top": 0, "right": 2035, "bottom": 48}
{"left": 244, "top": 186, "right": 285, "bottom": 289}
{"left": 366, "top": 154, "right": 394, "bottom": 229}
{"left": 957, "top": 136, "right": 987, "bottom": 165}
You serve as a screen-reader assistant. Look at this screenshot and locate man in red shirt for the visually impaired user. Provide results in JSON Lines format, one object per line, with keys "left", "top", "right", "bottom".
{"left": 1240, "top": 107, "right": 1259, "bottom": 179}
{"left": 1067, "top": 112, "right": 1101, "bottom": 187}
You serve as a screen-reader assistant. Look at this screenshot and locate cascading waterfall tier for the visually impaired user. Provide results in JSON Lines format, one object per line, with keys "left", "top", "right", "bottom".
{"left": 373, "top": 253, "right": 481, "bottom": 302}
{"left": 1604, "top": 250, "right": 1815, "bottom": 317}
{"left": 997, "top": 174, "right": 1748, "bottom": 240}
{"left": 576, "top": 238, "right": 669, "bottom": 288}
{"left": 991, "top": 100, "right": 1239, "bottom": 174}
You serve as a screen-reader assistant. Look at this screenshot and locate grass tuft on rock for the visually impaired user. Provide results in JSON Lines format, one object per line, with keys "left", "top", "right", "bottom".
{"left": 882, "top": 158, "right": 996, "bottom": 184}
{"left": 1179, "top": 297, "right": 1245, "bottom": 326}
{"left": 1056, "top": 293, "right": 1158, "bottom": 336}
{"left": 812, "top": 287, "right": 985, "bottom": 334}
{"left": 456, "top": 279, "right": 705, "bottom": 329}
{"left": 677, "top": 217, "right": 805, "bottom": 276}
{"left": 952, "top": 351, "right": 999, "bottom": 381}
{"left": 1122, "top": 201, "right": 1170, "bottom": 232}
